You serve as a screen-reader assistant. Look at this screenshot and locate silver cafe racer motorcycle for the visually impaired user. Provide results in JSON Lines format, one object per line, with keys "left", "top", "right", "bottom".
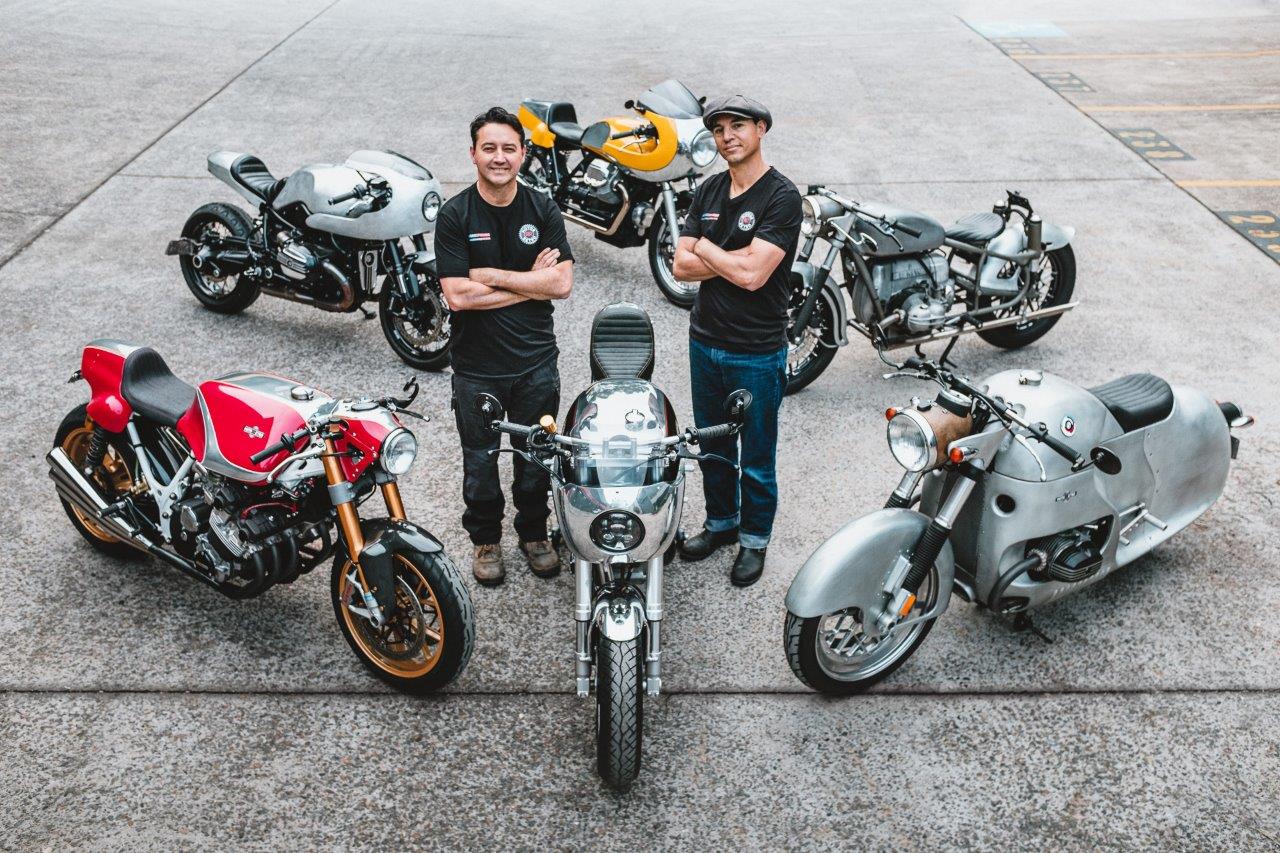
{"left": 479, "top": 303, "right": 749, "bottom": 789}
{"left": 783, "top": 345, "right": 1251, "bottom": 693}
{"left": 167, "top": 149, "right": 451, "bottom": 370}
{"left": 49, "top": 340, "right": 474, "bottom": 693}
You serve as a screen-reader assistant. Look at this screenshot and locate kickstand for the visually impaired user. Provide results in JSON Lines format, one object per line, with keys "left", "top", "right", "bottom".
{"left": 1008, "top": 612, "right": 1054, "bottom": 644}
{"left": 357, "top": 305, "right": 375, "bottom": 320}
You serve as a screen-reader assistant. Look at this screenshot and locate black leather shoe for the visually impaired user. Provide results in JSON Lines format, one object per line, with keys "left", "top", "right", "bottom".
{"left": 678, "top": 527, "right": 738, "bottom": 561}
{"left": 731, "top": 547, "right": 766, "bottom": 587}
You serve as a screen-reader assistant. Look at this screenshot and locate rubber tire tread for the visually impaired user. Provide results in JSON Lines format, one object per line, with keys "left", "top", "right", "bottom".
{"left": 648, "top": 208, "right": 696, "bottom": 309}
{"left": 179, "top": 202, "right": 260, "bottom": 314}
{"left": 783, "top": 610, "right": 936, "bottom": 696}
{"left": 596, "top": 634, "right": 644, "bottom": 790}
{"left": 378, "top": 272, "right": 452, "bottom": 371}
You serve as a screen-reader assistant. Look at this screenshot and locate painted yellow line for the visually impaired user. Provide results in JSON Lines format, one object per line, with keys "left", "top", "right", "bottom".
{"left": 1086, "top": 103, "right": 1280, "bottom": 113}
{"left": 1177, "top": 179, "right": 1280, "bottom": 188}
{"left": 1018, "top": 49, "right": 1280, "bottom": 61}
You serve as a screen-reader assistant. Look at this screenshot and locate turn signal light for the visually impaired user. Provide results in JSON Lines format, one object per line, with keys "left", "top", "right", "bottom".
{"left": 885, "top": 407, "right": 898, "bottom": 421}
{"left": 898, "top": 593, "right": 917, "bottom": 617}
{"left": 949, "top": 447, "right": 965, "bottom": 463}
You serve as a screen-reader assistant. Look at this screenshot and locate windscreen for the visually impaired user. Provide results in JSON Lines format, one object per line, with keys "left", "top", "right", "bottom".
{"left": 568, "top": 435, "right": 673, "bottom": 488}
{"left": 638, "top": 80, "right": 702, "bottom": 119}
{"left": 346, "top": 149, "right": 433, "bottom": 181}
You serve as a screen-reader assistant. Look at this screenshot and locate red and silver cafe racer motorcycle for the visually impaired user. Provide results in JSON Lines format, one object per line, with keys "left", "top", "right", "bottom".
{"left": 47, "top": 339, "right": 473, "bottom": 693}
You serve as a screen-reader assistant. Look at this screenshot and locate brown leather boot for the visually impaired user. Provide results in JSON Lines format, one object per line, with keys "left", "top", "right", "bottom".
{"left": 520, "top": 539, "right": 561, "bottom": 578}
{"left": 472, "top": 543, "right": 504, "bottom": 587}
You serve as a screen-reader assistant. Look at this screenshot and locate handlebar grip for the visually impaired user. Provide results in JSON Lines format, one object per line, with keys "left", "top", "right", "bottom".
{"left": 250, "top": 427, "right": 309, "bottom": 464}
{"left": 691, "top": 423, "right": 736, "bottom": 443}
{"left": 328, "top": 187, "right": 362, "bottom": 205}
{"left": 1034, "top": 424, "right": 1082, "bottom": 465}
{"left": 493, "top": 420, "right": 535, "bottom": 438}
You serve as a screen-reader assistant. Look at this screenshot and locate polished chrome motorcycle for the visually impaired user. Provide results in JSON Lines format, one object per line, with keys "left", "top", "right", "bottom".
{"left": 49, "top": 339, "right": 474, "bottom": 693}
{"left": 783, "top": 344, "right": 1251, "bottom": 693}
{"left": 785, "top": 187, "right": 1077, "bottom": 394}
{"left": 478, "top": 303, "right": 748, "bottom": 789}
{"left": 167, "top": 149, "right": 452, "bottom": 370}
{"left": 517, "top": 80, "right": 720, "bottom": 307}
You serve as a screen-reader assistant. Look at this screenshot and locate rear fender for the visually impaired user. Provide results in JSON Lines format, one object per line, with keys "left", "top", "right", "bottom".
{"left": 791, "top": 261, "right": 848, "bottom": 346}
{"left": 784, "top": 508, "right": 955, "bottom": 632}
{"left": 355, "top": 518, "right": 444, "bottom": 611}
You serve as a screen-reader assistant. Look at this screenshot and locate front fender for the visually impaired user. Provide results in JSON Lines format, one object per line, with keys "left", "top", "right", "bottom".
{"left": 784, "top": 508, "right": 955, "bottom": 623}
{"left": 1042, "top": 222, "right": 1074, "bottom": 251}
{"left": 354, "top": 518, "right": 444, "bottom": 610}
{"left": 791, "top": 261, "right": 849, "bottom": 345}
{"left": 595, "top": 588, "right": 646, "bottom": 642}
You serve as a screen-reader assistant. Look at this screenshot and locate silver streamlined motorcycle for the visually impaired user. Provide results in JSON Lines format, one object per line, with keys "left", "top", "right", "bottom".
{"left": 167, "top": 149, "right": 452, "bottom": 370}
{"left": 783, "top": 347, "right": 1251, "bottom": 693}
{"left": 478, "top": 303, "right": 749, "bottom": 790}
{"left": 785, "top": 187, "right": 1077, "bottom": 394}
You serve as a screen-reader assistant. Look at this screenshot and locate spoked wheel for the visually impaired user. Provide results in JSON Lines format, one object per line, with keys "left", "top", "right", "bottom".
{"left": 178, "top": 203, "right": 260, "bottom": 314}
{"left": 379, "top": 272, "right": 452, "bottom": 371}
{"left": 784, "top": 566, "right": 938, "bottom": 694}
{"left": 54, "top": 406, "right": 143, "bottom": 558}
{"left": 596, "top": 633, "right": 644, "bottom": 790}
{"left": 976, "top": 245, "right": 1076, "bottom": 349}
{"left": 648, "top": 207, "right": 697, "bottom": 308}
{"left": 332, "top": 543, "right": 474, "bottom": 694}
{"left": 784, "top": 286, "right": 838, "bottom": 395}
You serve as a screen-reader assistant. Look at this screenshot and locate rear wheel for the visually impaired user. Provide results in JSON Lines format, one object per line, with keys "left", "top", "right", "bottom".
{"left": 976, "top": 245, "right": 1075, "bottom": 349}
{"left": 53, "top": 405, "right": 141, "bottom": 559}
{"left": 783, "top": 565, "right": 938, "bottom": 694}
{"left": 596, "top": 633, "right": 644, "bottom": 790}
{"left": 332, "top": 538, "right": 474, "bottom": 694}
{"left": 784, "top": 287, "right": 839, "bottom": 395}
{"left": 379, "top": 272, "right": 452, "bottom": 371}
{"left": 178, "top": 203, "right": 260, "bottom": 314}
{"left": 648, "top": 207, "right": 697, "bottom": 309}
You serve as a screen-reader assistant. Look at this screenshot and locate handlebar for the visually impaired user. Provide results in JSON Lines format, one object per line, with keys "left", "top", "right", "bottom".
{"left": 687, "top": 422, "right": 737, "bottom": 443}
{"left": 328, "top": 187, "right": 363, "bottom": 205}
{"left": 250, "top": 427, "right": 310, "bottom": 464}
{"left": 611, "top": 124, "right": 654, "bottom": 140}
{"left": 815, "top": 186, "right": 922, "bottom": 239}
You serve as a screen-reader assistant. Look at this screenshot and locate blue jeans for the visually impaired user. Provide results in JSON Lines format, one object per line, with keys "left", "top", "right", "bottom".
{"left": 689, "top": 336, "right": 787, "bottom": 550}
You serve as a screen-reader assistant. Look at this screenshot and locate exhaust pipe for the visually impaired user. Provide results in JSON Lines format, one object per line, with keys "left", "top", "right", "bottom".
{"left": 47, "top": 448, "right": 223, "bottom": 590}
{"left": 855, "top": 301, "right": 1078, "bottom": 349}
{"left": 260, "top": 260, "right": 355, "bottom": 312}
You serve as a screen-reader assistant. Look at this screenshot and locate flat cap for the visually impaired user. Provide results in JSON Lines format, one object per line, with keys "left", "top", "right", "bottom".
{"left": 702, "top": 94, "right": 773, "bottom": 131}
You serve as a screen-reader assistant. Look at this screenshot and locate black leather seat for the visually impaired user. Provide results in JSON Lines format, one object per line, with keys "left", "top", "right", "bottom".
{"left": 549, "top": 121, "right": 587, "bottom": 146}
{"left": 946, "top": 212, "right": 1004, "bottom": 244}
{"left": 590, "top": 303, "right": 654, "bottom": 381}
{"left": 121, "top": 347, "right": 197, "bottom": 428}
{"left": 1089, "top": 374, "right": 1174, "bottom": 433}
{"left": 230, "top": 154, "right": 279, "bottom": 200}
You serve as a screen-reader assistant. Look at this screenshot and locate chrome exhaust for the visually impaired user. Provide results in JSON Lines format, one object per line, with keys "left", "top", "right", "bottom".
{"left": 47, "top": 447, "right": 148, "bottom": 552}
{"left": 260, "top": 259, "right": 355, "bottom": 312}
{"left": 854, "top": 301, "right": 1078, "bottom": 350}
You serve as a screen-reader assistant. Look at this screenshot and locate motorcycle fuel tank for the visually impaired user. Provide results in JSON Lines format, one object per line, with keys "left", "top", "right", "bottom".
{"left": 854, "top": 202, "right": 945, "bottom": 258}
{"left": 176, "top": 372, "right": 332, "bottom": 483}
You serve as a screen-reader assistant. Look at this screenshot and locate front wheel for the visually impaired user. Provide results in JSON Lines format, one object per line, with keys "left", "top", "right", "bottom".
{"left": 783, "top": 565, "right": 938, "bottom": 694}
{"left": 379, "top": 271, "right": 452, "bottom": 371}
{"left": 784, "top": 286, "right": 839, "bottom": 395}
{"left": 596, "top": 634, "right": 644, "bottom": 790}
{"left": 648, "top": 207, "right": 697, "bottom": 309}
{"left": 178, "top": 202, "right": 260, "bottom": 314}
{"left": 976, "top": 244, "right": 1076, "bottom": 349}
{"left": 331, "top": 536, "right": 474, "bottom": 694}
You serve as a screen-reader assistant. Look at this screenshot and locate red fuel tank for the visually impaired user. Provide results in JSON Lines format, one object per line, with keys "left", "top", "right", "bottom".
{"left": 177, "top": 373, "right": 333, "bottom": 483}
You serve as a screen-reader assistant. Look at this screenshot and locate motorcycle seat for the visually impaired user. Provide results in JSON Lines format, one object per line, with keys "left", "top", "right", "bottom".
{"left": 229, "top": 154, "right": 280, "bottom": 200}
{"left": 1088, "top": 373, "right": 1174, "bottom": 433}
{"left": 549, "top": 121, "right": 587, "bottom": 146}
{"left": 946, "top": 212, "right": 1004, "bottom": 244}
{"left": 590, "top": 302, "right": 654, "bottom": 381}
{"left": 121, "top": 347, "right": 197, "bottom": 428}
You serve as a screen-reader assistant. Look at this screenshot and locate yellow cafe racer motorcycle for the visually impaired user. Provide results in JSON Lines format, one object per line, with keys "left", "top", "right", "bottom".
{"left": 517, "top": 80, "right": 720, "bottom": 308}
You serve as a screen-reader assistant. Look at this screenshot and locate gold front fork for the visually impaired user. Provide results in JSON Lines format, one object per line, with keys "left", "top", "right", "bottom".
{"left": 322, "top": 437, "right": 370, "bottom": 590}
{"left": 381, "top": 481, "right": 406, "bottom": 520}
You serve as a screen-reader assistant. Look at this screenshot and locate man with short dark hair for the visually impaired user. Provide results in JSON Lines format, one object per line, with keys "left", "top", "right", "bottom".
{"left": 435, "top": 106, "right": 575, "bottom": 587}
{"left": 672, "top": 95, "right": 802, "bottom": 587}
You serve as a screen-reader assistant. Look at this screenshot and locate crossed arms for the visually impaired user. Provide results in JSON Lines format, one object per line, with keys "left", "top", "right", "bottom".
{"left": 440, "top": 247, "right": 574, "bottom": 311}
{"left": 672, "top": 236, "right": 786, "bottom": 292}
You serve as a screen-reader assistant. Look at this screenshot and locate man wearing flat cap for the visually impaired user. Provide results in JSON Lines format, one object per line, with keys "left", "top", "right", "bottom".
{"left": 672, "top": 94, "right": 802, "bottom": 587}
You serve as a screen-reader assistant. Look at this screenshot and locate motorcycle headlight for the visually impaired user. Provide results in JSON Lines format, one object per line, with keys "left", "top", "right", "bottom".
{"left": 421, "top": 191, "right": 442, "bottom": 222}
{"left": 689, "top": 130, "right": 717, "bottom": 168}
{"left": 380, "top": 428, "right": 418, "bottom": 475}
{"left": 800, "top": 196, "right": 821, "bottom": 237}
{"left": 589, "top": 510, "right": 646, "bottom": 553}
{"left": 886, "top": 410, "right": 938, "bottom": 472}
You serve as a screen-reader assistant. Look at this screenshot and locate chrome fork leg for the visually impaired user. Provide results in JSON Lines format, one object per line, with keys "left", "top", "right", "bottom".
{"left": 575, "top": 558, "right": 592, "bottom": 697}
{"left": 644, "top": 555, "right": 663, "bottom": 696}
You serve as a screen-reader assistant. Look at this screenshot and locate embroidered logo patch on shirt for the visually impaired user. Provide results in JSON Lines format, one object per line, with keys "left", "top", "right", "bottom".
{"left": 737, "top": 211, "right": 756, "bottom": 231}
{"left": 468, "top": 232, "right": 491, "bottom": 242}
{"left": 700, "top": 213, "right": 720, "bottom": 222}
{"left": 518, "top": 223, "right": 539, "bottom": 245}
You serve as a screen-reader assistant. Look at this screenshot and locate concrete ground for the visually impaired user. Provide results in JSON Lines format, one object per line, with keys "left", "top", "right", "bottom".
{"left": 3, "top": 0, "right": 1278, "bottom": 849}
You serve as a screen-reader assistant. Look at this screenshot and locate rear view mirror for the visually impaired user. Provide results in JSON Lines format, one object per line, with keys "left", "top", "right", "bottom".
{"left": 474, "top": 393, "right": 501, "bottom": 419}
{"left": 1090, "top": 446, "right": 1122, "bottom": 476}
{"left": 725, "top": 389, "right": 753, "bottom": 423}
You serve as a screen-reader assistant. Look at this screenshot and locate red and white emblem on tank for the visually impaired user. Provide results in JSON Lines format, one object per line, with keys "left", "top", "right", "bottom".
{"left": 737, "top": 211, "right": 756, "bottom": 231}
{"left": 1060, "top": 416, "right": 1076, "bottom": 437}
{"left": 518, "top": 223, "right": 539, "bottom": 245}
{"left": 243, "top": 425, "right": 264, "bottom": 439}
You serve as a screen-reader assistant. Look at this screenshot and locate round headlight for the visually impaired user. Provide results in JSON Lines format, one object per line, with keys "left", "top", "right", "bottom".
{"left": 421, "top": 191, "right": 442, "bottom": 222}
{"left": 800, "top": 196, "right": 821, "bottom": 237}
{"left": 689, "top": 130, "right": 717, "bottom": 168}
{"left": 589, "top": 510, "right": 646, "bottom": 553}
{"left": 886, "top": 410, "right": 937, "bottom": 472}
{"left": 380, "top": 428, "right": 418, "bottom": 475}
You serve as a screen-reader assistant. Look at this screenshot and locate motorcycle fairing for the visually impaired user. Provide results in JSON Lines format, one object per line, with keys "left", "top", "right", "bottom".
{"left": 784, "top": 508, "right": 956, "bottom": 630}
{"left": 80, "top": 339, "right": 141, "bottom": 432}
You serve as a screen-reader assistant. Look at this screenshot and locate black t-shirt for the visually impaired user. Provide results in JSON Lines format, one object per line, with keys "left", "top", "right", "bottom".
{"left": 680, "top": 167, "right": 802, "bottom": 353}
{"left": 434, "top": 183, "right": 574, "bottom": 378}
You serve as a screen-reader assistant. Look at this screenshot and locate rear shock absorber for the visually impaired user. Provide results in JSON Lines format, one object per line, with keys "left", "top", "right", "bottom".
{"left": 83, "top": 425, "right": 109, "bottom": 475}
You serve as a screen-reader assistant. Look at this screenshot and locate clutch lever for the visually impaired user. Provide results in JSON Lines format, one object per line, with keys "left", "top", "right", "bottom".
{"left": 676, "top": 447, "right": 740, "bottom": 470}
{"left": 489, "top": 446, "right": 564, "bottom": 484}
